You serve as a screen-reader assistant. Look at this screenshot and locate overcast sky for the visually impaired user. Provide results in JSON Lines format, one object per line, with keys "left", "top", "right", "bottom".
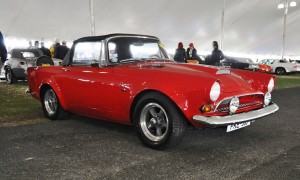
{"left": 0, "top": 0, "right": 299, "bottom": 57}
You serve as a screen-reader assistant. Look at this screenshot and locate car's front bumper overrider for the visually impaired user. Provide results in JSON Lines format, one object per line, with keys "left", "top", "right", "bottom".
{"left": 193, "top": 103, "right": 279, "bottom": 127}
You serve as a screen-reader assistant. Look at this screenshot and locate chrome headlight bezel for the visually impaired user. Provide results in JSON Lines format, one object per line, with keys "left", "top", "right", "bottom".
{"left": 210, "top": 82, "right": 221, "bottom": 102}
{"left": 264, "top": 92, "right": 272, "bottom": 106}
{"left": 268, "top": 78, "right": 275, "bottom": 92}
{"left": 229, "top": 97, "right": 240, "bottom": 114}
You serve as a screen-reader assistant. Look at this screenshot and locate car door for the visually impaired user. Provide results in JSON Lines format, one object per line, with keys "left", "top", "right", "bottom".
{"left": 56, "top": 41, "right": 115, "bottom": 119}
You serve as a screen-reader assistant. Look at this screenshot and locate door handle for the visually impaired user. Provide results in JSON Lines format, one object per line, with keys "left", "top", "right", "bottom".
{"left": 62, "top": 67, "right": 70, "bottom": 72}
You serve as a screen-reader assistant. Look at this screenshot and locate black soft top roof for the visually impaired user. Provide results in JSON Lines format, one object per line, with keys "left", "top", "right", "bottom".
{"left": 74, "top": 33, "right": 159, "bottom": 43}
{"left": 10, "top": 48, "right": 43, "bottom": 58}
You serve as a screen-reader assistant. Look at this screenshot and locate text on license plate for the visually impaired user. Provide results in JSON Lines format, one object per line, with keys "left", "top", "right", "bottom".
{"left": 226, "top": 122, "right": 251, "bottom": 132}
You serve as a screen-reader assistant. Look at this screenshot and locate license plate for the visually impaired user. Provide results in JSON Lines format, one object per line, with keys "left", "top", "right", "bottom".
{"left": 226, "top": 122, "right": 251, "bottom": 132}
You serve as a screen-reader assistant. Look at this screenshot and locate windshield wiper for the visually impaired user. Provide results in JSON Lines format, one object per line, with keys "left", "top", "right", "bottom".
{"left": 140, "top": 58, "right": 172, "bottom": 62}
{"left": 119, "top": 58, "right": 172, "bottom": 64}
{"left": 119, "top": 58, "right": 140, "bottom": 64}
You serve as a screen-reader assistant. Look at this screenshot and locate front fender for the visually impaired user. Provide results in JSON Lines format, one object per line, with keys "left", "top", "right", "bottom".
{"left": 39, "top": 78, "right": 68, "bottom": 110}
{"left": 131, "top": 80, "right": 209, "bottom": 127}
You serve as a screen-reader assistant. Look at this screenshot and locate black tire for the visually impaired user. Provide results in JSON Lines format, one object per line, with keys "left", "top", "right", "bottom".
{"left": 275, "top": 67, "right": 286, "bottom": 75}
{"left": 133, "top": 92, "right": 186, "bottom": 149}
{"left": 5, "top": 67, "right": 17, "bottom": 84}
{"left": 41, "top": 87, "right": 69, "bottom": 120}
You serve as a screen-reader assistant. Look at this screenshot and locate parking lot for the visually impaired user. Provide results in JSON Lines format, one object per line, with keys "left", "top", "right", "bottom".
{"left": 0, "top": 87, "right": 299, "bottom": 179}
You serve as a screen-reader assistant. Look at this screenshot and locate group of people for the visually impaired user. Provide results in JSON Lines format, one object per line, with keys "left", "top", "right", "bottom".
{"left": 174, "top": 41, "right": 224, "bottom": 66}
{"left": 0, "top": 30, "right": 70, "bottom": 68}
{"left": 30, "top": 40, "right": 69, "bottom": 60}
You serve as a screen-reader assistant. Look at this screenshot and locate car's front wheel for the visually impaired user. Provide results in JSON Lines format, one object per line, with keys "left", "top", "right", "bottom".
{"left": 42, "top": 88, "right": 68, "bottom": 120}
{"left": 134, "top": 92, "right": 186, "bottom": 149}
{"left": 5, "top": 67, "right": 17, "bottom": 84}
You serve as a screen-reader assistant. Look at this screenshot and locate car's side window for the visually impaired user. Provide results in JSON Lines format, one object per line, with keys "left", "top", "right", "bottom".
{"left": 108, "top": 42, "right": 118, "bottom": 63}
{"left": 72, "top": 42, "right": 102, "bottom": 66}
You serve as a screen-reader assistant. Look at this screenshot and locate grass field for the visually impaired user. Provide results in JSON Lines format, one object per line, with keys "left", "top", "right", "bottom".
{"left": 275, "top": 74, "right": 300, "bottom": 89}
{"left": 0, "top": 81, "right": 46, "bottom": 127}
{"left": 0, "top": 74, "right": 299, "bottom": 127}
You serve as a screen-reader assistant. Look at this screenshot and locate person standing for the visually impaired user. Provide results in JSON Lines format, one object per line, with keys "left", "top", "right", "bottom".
{"left": 174, "top": 42, "right": 186, "bottom": 63}
{"left": 34, "top": 41, "right": 40, "bottom": 48}
{"left": 209, "top": 41, "right": 224, "bottom": 66}
{"left": 54, "top": 41, "right": 69, "bottom": 59}
{"left": 186, "top": 43, "right": 198, "bottom": 60}
{"left": 40, "top": 42, "right": 51, "bottom": 57}
{"left": 0, "top": 31, "right": 7, "bottom": 64}
{"left": 50, "top": 40, "right": 60, "bottom": 58}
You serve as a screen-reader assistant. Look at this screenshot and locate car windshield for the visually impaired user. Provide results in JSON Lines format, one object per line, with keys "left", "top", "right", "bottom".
{"left": 261, "top": 59, "right": 274, "bottom": 65}
{"left": 107, "top": 37, "right": 169, "bottom": 64}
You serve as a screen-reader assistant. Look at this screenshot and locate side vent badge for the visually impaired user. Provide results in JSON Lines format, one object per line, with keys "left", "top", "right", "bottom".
{"left": 216, "top": 69, "right": 231, "bottom": 75}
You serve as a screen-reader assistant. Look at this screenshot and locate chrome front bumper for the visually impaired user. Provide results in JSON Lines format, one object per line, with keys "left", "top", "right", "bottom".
{"left": 193, "top": 103, "right": 279, "bottom": 127}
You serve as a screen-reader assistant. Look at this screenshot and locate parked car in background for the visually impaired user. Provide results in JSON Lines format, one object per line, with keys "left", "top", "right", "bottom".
{"left": 0, "top": 48, "right": 62, "bottom": 83}
{"left": 257, "top": 63, "right": 272, "bottom": 73}
{"left": 219, "top": 57, "right": 272, "bottom": 73}
{"left": 220, "top": 56, "right": 261, "bottom": 71}
{"left": 28, "top": 34, "right": 278, "bottom": 149}
{"left": 291, "top": 60, "right": 300, "bottom": 65}
{"left": 260, "top": 59, "right": 300, "bottom": 75}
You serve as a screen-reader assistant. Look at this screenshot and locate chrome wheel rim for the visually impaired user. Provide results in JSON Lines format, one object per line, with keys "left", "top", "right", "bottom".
{"left": 44, "top": 89, "right": 58, "bottom": 116}
{"left": 277, "top": 69, "right": 285, "bottom": 75}
{"left": 6, "top": 70, "right": 11, "bottom": 83}
{"left": 140, "top": 103, "right": 169, "bottom": 142}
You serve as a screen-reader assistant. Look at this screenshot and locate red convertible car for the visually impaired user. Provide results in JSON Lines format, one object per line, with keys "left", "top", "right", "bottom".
{"left": 28, "top": 34, "right": 279, "bottom": 148}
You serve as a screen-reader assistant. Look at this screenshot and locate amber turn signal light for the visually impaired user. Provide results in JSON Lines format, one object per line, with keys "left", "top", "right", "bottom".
{"left": 201, "top": 105, "right": 213, "bottom": 113}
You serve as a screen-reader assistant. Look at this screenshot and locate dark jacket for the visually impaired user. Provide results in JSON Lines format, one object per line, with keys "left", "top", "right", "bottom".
{"left": 54, "top": 45, "right": 69, "bottom": 59}
{"left": 210, "top": 48, "right": 224, "bottom": 66}
{"left": 174, "top": 48, "right": 186, "bottom": 63}
{"left": 0, "top": 32, "right": 7, "bottom": 63}
{"left": 186, "top": 48, "right": 198, "bottom": 60}
{"left": 40, "top": 47, "right": 51, "bottom": 57}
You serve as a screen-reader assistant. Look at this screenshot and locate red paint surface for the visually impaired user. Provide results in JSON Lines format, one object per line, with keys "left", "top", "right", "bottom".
{"left": 28, "top": 62, "right": 275, "bottom": 127}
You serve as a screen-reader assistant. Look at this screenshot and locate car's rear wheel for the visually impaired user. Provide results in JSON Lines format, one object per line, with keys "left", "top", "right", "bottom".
{"left": 133, "top": 92, "right": 186, "bottom": 149}
{"left": 275, "top": 67, "right": 286, "bottom": 75}
{"left": 5, "top": 67, "right": 17, "bottom": 84}
{"left": 42, "top": 88, "right": 68, "bottom": 120}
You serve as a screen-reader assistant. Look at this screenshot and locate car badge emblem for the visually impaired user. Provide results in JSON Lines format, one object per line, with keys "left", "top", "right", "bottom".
{"left": 216, "top": 69, "right": 231, "bottom": 75}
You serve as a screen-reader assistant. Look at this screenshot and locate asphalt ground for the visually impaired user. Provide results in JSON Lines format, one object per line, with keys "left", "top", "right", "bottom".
{"left": 0, "top": 87, "right": 299, "bottom": 180}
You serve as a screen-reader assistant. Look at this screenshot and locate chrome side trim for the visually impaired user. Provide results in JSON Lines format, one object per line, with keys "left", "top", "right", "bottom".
{"left": 193, "top": 103, "right": 279, "bottom": 127}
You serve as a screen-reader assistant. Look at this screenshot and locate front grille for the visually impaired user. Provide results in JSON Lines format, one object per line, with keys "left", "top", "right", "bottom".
{"left": 216, "top": 94, "right": 264, "bottom": 113}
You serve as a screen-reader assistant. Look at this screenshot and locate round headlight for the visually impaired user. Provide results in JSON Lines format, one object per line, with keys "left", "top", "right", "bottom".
{"left": 268, "top": 78, "right": 275, "bottom": 92}
{"left": 210, "top": 82, "right": 221, "bottom": 101}
{"left": 264, "top": 92, "right": 272, "bottom": 106}
{"left": 229, "top": 97, "right": 239, "bottom": 114}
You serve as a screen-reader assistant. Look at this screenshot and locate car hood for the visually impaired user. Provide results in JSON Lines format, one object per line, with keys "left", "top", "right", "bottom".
{"left": 116, "top": 62, "right": 256, "bottom": 93}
